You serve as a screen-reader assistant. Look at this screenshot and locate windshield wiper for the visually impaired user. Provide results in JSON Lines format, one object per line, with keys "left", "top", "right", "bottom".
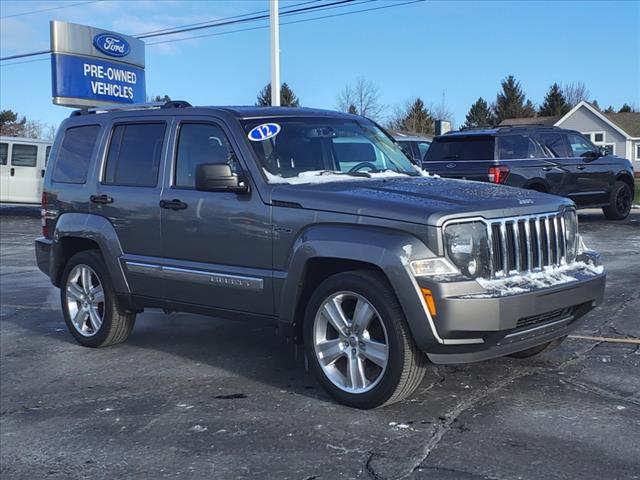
{"left": 315, "top": 170, "right": 371, "bottom": 178}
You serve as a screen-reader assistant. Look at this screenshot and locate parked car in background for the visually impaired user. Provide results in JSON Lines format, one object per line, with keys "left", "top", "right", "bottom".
{"left": 0, "top": 136, "right": 53, "bottom": 204}
{"left": 392, "top": 131, "right": 432, "bottom": 166}
{"left": 423, "top": 126, "right": 635, "bottom": 220}
{"left": 36, "top": 103, "right": 605, "bottom": 409}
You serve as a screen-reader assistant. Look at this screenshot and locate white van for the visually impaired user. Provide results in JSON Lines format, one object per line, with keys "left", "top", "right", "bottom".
{"left": 0, "top": 136, "right": 53, "bottom": 204}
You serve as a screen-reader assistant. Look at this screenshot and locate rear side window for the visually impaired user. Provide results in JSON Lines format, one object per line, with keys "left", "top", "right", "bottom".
{"left": 52, "top": 125, "right": 101, "bottom": 184}
{"left": 417, "top": 141, "right": 431, "bottom": 160}
{"left": 497, "top": 134, "right": 547, "bottom": 160}
{"left": 104, "top": 123, "right": 166, "bottom": 187}
{"left": 45, "top": 146, "right": 52, "bottom": 165}
{"left": 539, "top": 133, "right": 571, "bottom": 158}
{"left": 0, "top": 143, "right": 7, "bottom": 165}
{"left": 11, "top": 144, "right": 37, "bottom": 167}
{"left": 424, "top": 136, "right": 495, "bottom": 161}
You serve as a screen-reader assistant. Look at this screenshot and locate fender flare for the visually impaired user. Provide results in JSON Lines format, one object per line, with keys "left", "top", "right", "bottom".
{"left": 51, "top": 213, "right": 130, "bottom": 294}
{"left": 278, "top": 224, "right": 443, "bottom": 348}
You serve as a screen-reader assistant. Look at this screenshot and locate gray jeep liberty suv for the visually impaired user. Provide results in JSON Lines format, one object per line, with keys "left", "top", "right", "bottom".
{"left": 35, "top": 101, "right": 606, "bottom": 409}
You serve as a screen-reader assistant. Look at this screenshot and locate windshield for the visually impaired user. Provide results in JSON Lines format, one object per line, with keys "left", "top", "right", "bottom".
{"left": 242, "top": 117, "right": 421, "bottom": 183}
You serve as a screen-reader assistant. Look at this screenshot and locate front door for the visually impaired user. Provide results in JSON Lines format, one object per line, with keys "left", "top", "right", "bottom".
{"left": 566, "top": 133, "right": 612, "bottom": 205}
{"left": 8, "top": 143, "right": 40, "bottom": 203}
{"left": 160, "top": 118, "right": 273, "bottom": 316}
{"left": 0, "top": 142, "right": 9, "bottom": 202}
{"left": 91, "top": 118, "right": 170, "bottom": 299}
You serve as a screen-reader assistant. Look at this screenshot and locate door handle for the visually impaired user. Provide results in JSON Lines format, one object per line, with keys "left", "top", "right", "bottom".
{"left": 543, "top": 166, "right": 554, "bottom": 172}
{"left": 90, "top": 194, "right": 114, "bottom": 204}
{"left": 10, "top": 168, "right": 14, "bottom": 176}
{"left": 41, "top": 169, "right": 45, "bottom": 178}
{"left": 159, "top": 199, "right": 188, "bottom": 210}
{"left": 576, "top": 165, "right": 586, "bottom": 170}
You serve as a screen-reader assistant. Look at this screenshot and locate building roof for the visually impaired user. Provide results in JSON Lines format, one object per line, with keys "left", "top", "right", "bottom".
{"left": 605, "top": 112, "right": 640, "bottom": 138}
{"left": 499, "top": 116, "right": 559, "bottom": 127}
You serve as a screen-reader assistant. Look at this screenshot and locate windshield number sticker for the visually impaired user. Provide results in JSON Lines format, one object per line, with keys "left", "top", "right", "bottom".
{"left": 248, "top": 123, "right": 281, "bottom": 142}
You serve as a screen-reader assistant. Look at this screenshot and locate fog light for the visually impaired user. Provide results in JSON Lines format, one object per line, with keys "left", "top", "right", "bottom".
{"left": 420, "top": 288, "right": 437, "bottom": 316}
{"left": 467, "top": 258, "right": 477, "bottom": 276}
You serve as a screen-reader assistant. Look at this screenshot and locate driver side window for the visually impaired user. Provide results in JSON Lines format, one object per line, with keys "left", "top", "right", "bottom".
{"left": 175, "top": 123, "right": 240, "bottom": 188}
{"left": 567, "top": 133, "right": 596, "bottom": 158}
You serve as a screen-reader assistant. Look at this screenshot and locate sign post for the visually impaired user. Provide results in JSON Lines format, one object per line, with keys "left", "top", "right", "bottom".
{"left": 50, "top": 20, "right": 146, "bottom": 108}
{"left": 269, "top": 0, "right": 280, "bottom": 107}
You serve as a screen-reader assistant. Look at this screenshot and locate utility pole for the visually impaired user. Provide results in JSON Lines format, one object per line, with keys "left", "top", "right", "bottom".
{"left": 270, "top": 0, "right": 280, "bottom": 107}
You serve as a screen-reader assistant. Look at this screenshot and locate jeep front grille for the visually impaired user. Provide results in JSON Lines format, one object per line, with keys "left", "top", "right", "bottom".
{"left": 488, "top": 211, "right": 568, "bottom": 277}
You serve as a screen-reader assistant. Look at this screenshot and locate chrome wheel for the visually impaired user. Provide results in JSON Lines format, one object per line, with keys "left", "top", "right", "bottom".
{"left": 65, "top": 264, "right": 105, "bottom": 337}
{"left": 313, "top": 291, "right": 389, "bottom": 394}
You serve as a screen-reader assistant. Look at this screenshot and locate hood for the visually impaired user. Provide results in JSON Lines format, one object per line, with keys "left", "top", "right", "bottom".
{"left": 268, "top": 176, "right": 573, "bottom": 226}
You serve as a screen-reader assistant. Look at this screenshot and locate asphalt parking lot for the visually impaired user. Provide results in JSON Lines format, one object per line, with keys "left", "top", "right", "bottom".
{"left": 1, "top": 209, "right": 639, "bottom": 480}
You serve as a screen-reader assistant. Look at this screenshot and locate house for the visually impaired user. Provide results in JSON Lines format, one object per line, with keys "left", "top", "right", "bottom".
{"left": 501, "top": 101, "right": 640, "bottom": 172}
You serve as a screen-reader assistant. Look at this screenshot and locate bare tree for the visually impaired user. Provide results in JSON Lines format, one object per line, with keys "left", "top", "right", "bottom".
{"left": 336, "top": 77, "right": 384, "bottom": 119}
{"left": 430, "top": 90, "right": 454, "bottom": 124}
{"left": 562, "top": 82, "right": 590, "bottom": 108}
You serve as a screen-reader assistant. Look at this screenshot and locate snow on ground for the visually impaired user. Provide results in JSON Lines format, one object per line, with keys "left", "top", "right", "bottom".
{"left": 467, "top": 261, "right": 604, "bottom": 298}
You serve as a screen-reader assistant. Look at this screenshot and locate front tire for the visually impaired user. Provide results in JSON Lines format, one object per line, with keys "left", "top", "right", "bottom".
{"left": 603, "top": 181, "right": 632, "bottom": 220}
{"left": 61, "top": 250, "right": 136, "bottom": 348}
{"left": 304, "top": 270, "right": 426, "bottom": 409}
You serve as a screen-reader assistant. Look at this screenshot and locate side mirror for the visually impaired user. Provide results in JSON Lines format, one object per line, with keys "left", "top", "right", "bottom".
{"left": 598, "top": 146, "right": 609, "bottom": 157}
{"left": 581, "top": 150, "right": 600, "bottom": 161}
{"left": 195, "top": 163, "right": 249, "bottom": 193}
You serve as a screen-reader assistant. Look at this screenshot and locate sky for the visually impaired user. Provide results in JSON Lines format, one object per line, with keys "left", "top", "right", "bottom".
{"left": 1, "top": 0, "right": 639, "bottom": 132}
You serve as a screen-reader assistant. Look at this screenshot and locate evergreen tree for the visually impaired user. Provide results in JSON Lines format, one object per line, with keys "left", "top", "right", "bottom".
{"left": 388, "top": 98, "right": 434, "bottom": 135}
{"left": 603, "top": 106, "right": 615, "bottom": 114}
{"left": 494, "top": 75, "right": 535, "bottom": 123}
{"left": 347, "top": 104, "right": 358, "bottom": 115}
{"left": 256, "top": 82, "right": 300, "bottom": 107}
{"left": 539, "top": 83, "right": 570, "bottom": 117}
{"left": 619, "top": 104, "right": 633, "bottom": 113}
{"left": 463, "top": 97, "right": 495, "bottom": 127}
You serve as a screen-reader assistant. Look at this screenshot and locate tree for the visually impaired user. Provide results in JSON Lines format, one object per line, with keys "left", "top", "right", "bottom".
{"left": 603, "top": 105, "right": 615, "bottom": 114}
{"left": 562, "top": 81, "right": 590, "bottom": 107}
{"left": 538, "top": 83, "right": 570, "bottom": 117}
{"left": 147, "top": 94, "right": 171, "bottom": 102}
{"left": 388, "top": 98, "right": 434, "bottom": 135}
{"left": 256, "top": 82, "right": 300, "bottom": 107}
{"left": 591, "top": 99, "right": 601, "bottom": 110}
{"left": 463, "top": 97, "right": 495, "bottom": 128}
{"left": 0, "top": 110, "right": 54, "bottom": 139}
{"left": 618, "top": 104, "right": 634, "bottom": 113}
{"left": 431, "top": 91, "right": 454, "bottom": 123}
{"left": 336, "top": 77, "right": 384, "bottom": 119}
{"left": 494, "top": 75, "right": 535, "bottom": 123}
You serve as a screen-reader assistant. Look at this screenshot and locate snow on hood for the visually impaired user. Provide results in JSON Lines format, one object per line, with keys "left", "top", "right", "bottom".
{"left": 466, "top": 261, "right": 604, "bottom": 298}
{"left": 264, "top": 168, "right": 431, "bottom": 185}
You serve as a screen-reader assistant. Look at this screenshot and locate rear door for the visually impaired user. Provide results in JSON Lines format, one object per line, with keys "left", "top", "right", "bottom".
{"left": 8, "top": 142, "right": 40, "bottom": 203}
{"left": 93, "top": 118, "right": 170, "bottom": 299}
{"left": 0, "top": 142, "right": 9, "bottom": 202}
{"left": 423, "top": 135, "right": 495, "bottom": 180}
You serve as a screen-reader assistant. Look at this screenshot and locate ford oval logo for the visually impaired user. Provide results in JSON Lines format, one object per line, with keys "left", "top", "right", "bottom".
{"left": 93, "top": 33, "right": 130, "bottom": 57}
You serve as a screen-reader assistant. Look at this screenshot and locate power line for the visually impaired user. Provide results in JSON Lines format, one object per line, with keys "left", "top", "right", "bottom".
{"left": 0, "top": 0, "right": 351, "bottom": 61}
{"left": 0, "top": 1, "right": 100, "bottom": 19}
{"left": 0, "top": 57, "right": 50, "bottom": 67}
{"left": 147, "top": 0, "right": 424, "bottom": 47}
{"left": 137, "top": 0, "right": 357, "bottom": 39}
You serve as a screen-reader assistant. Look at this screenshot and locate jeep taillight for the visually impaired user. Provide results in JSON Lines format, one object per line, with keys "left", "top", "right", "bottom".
{"left": 41, "top": 192, "right": 48, "bottom": 237}
{"left": 488, "top": 165, "right": 510, "bottom": 184}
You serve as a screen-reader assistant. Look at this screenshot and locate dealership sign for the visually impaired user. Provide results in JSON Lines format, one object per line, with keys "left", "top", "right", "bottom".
{"left": 50, "top": 20, "right": 146, "bottom": 108}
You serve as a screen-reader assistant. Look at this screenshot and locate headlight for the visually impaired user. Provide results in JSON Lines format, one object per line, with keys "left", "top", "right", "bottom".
{"left": 444, "top": 221, "right": 491, "bottom": 279}
{"left": 563, "top": 209, "right": 578, "bottom": 263}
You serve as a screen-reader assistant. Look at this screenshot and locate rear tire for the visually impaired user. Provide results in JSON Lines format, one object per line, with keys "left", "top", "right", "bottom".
{"left": 603, "top": 181, "right": 632, "bottom": 220}
{"left": 60, "top": 250, "right": 136, "bottom": 348}
{"left": 508, "top": 336, "right": 566, "bottom": 359}
{"left": 304, "top": 270, "right": 426, "bottom": 409}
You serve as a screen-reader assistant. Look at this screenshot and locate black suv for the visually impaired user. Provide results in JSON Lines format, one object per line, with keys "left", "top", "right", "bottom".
{"left": 423, "top": 126, "right": 635, "bottom": 220}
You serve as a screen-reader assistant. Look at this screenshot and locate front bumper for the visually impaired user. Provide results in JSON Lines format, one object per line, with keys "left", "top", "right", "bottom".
{"left": 415, "top": 252, "right": 605, "bottom": 363}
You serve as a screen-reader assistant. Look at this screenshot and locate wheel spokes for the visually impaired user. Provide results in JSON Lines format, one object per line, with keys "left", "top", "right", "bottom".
{"left": 352, "top": 298, "right": 374, "bottom": 333}
{"left": 88, "top": 307, "right": 102, "bottom": 332}
{"left": 72, "top": 308, "right": 88, "bottom": 331}
{"left": 81, "top": 267, "right": 93, "bottom": 294}
{"left": 67, "top": 283, "right": 84, "bottom": 302}
{"left": 347, "top": 355, "right": 367, "bottom": 390}
{"left": 90, "top": 285, "right": 104, "bottom": 304}
{"left": 322, "top": 297, "right": 350, "bottom": 337}
{"left": 316, "top": 339, "right": 345, "bottom": 366}
{"left": 361, "top": 339, "right": 388, "bottom": 368}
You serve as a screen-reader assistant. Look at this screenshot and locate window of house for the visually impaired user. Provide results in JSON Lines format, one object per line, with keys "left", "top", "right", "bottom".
{"left": 0, "top": 143, "right": 7, "bottom": 165}
{"left": 174, "top": 123, "right": 239, "bottom": 188}
{"left": 11, "top": 144, "right": 38, "bottom": 167}
{"left": 593, "top": 132, "right": 604, "bottom": 143}
{"left": 104, "top": 123, "right": 166, "bottom": 187}
{"left": 52, "top": 125, "right": 101, "bottom": 184}
{"left": 636, "top": 143, "right": 640, "bottom": 160}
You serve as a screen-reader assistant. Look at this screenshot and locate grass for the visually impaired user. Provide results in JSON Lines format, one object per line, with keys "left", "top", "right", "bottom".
{"left": 635, "top": 183, "right": 640, "bottom": 204}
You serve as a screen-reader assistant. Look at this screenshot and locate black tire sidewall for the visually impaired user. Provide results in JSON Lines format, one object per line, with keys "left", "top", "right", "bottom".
{"left": 60, "top": 250, "right": 117, "bottom": 348}
{"left": 605, "top": 182, "right": 631, "bottom": 220}
{"left": 303, "top": 271, "right": 410, "bottom": 409}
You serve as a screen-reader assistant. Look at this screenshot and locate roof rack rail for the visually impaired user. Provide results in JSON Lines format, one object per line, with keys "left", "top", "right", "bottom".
{"left": 70, "top": 100, "right": 191, "bottom": 116}
{"left": 497, "top": 123, "right": 560, "bottom": 129}
{"left": 457, "top": 125, "right": 494, "bottom": 131}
